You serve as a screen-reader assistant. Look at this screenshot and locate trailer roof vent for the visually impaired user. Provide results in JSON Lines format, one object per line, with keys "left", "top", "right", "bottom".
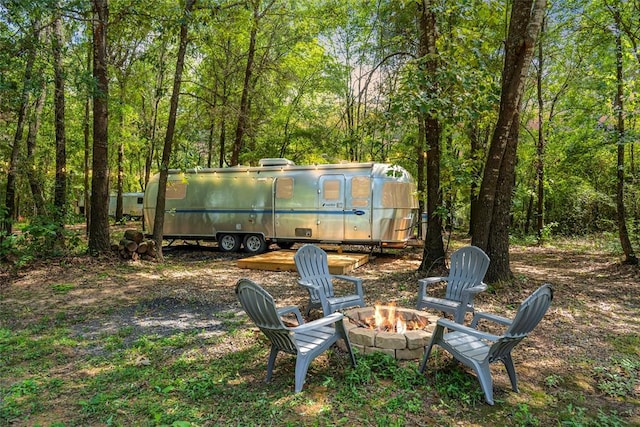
{"left": 259, "top": 158, "right": 295, "bottom": 167}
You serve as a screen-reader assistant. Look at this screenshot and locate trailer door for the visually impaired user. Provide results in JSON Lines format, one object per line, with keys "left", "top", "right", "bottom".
{"left": 344, "top": 175, "right": 372, "bottom": 241}
{"left": 273, "top": 175, "right": 317, "bottom": 240}
{"left": 318, "top": 175, "right": 345, "bottom": 242}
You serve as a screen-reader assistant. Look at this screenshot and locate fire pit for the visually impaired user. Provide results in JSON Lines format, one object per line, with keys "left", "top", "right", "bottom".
{"left": 343, "top": 304, "right": 439, "bottom": 360}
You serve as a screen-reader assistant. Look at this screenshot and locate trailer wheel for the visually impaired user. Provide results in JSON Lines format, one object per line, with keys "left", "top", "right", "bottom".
{"left": 243, "top": 234, "right": 267, "bottom": 254}
{"left": 218, "top": 234, "right": 241, "bottom": 252}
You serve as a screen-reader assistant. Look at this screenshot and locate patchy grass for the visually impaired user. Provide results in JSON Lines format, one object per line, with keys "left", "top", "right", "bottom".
{"left": 1, "top": 233, "right": 639, "bottom": 426}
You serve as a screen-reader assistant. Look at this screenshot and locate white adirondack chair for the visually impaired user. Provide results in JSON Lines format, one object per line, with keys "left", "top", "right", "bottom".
{"left": 235, "top": 278, "right": 357, "bottom": 393}
{"left": 294, "top": 244, "right": 365, "bottom": 315}
{"left": 416, "top": 245, "right": 490, "bottom": 323}
{"left": 420, "top": 284, "right": 554, "bottom": 405}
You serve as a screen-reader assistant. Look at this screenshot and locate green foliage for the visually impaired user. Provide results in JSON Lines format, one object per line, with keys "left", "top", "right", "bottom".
{"left": 511, "top": 403, "right": 541, "bottom": 426}
{"left": 344, "top": 351, "right": 426, "bottom": 389}
{"left": 593, "top": 357, "right": 639, "bottom": 398}
{"left": 559, "top": 404, "right": 628, "bottom": 427}
{"left": 0, "top": 212, "right": 86, "bottom": 266}
{"left": 0, "top": 378, "right": 41, "bottom": 423}
{"left": 51, "top": 283, "right": 75, "bottom": 294}
{"left": 431, "top": 364, "right": 485, "bottom": 406}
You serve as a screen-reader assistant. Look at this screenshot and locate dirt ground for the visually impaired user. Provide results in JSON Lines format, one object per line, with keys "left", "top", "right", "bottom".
{"left": 1, "top": 234, "right": 639, "bottom": 423}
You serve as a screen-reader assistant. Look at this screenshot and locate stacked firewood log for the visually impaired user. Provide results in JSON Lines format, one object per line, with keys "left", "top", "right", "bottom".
{"left": 113, "top": 229, "right": 157, "bottom": 261}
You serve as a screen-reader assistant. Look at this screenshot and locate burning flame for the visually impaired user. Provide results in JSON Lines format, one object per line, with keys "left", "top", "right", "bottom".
{"left": 351, "top": 303, "right": 429, "bottom": 333}
{"left": 365, "top": 302, "right": 409, "bottom": 333}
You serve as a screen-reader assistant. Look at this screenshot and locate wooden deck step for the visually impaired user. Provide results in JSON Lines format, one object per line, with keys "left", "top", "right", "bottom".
{"left": 237, "top": 250, "right": 368, "bottom": 274}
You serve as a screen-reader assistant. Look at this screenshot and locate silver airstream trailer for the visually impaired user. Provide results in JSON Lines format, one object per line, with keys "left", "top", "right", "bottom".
{"left": 109, "top": 192, "right": 145, "bottom": 219}
{"left": 143, "top": 158, "right": 418, "bottom": 253}
{"left": 78, "top": 192, "right": 144, "bottom": 219}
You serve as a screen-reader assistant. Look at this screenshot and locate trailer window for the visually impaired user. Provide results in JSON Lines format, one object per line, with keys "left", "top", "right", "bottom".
{"left": 323, "top": 179, "right": 340, "bottom": 200}
{"left": 166, "top": 182, "right": 187, "bottom": 200}
{"left": 351, "top": 176, "right": 370, "bottom": 207}
{"left": 382, "top": 182, "right": 412, "bottom": 207}
{"left": 276, "top": 177, "right": 294, "bottom": 199}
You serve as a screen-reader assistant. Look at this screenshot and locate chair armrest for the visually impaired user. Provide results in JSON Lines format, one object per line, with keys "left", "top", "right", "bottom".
{"left": 459, "top": 283, "right": 488, "bottom": 309}
{"left": 470, "top": 311, "right": 512, "bottom": 328}
{"left": 461, "top": 283, "right": 488, "bottom": 296}
{"left": 418, "top": 276, "right": 448, "bottom": 297}
{"left": 297, "top": 280, "right": 330, "bottom": 314}
{"left": 332, "top": 274, "right": 362, "bottom": 285}
{"left": 437, "top": 318, "right": 500, "bottom": 342}
{"left": 293, "top": 312, "right": 344, "bottom": 333}
{"left": 277, "top": 306, "right": 304, "bottom": 325}
{"left": 332, "top": 274, "right": 364, "bottom": 297}
{"left": 297, "top": 279, "right": 317, "bottom": 292}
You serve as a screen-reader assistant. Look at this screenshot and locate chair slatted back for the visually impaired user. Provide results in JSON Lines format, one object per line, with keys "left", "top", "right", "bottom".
{"left": 488, "top": 284, "right": 553, "bottom": 363}
{"left": 445, "top": 246, "right": 490, "bottom": 301}
{"left": 236, "top": 278, "right": 298, "bottom": 355}
{"left": 294, "top": 245, "right": 335, "bottom": 300}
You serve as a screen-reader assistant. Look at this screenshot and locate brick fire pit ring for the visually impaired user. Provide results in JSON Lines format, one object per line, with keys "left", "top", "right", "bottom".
{"left": 343, "top": 306, "right": 439, "bottom": 360}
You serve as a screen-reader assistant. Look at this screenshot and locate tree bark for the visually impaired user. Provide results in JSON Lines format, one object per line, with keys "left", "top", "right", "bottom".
{"left": 612, "top": 5, "right": 638, "bottom": 265}
{"left": 487, "top": 111, "right": 519, "bottom": 282}
{"left": 2, "top": 32, "right": 34, "bottom": 236}
{"left": 53, "top": 8, "right": 67, "bottom": 247}
{"left": 468, "top": 122, "right": 489, "bottom": 236}
{"left": 88, "top": 0, "right": 111, "bottom": 256}
{"left": 471, "top": 0, "right": 546, "bottom": 281}
{"left": 416, "top": 120, "right": 425, "bottom": 239}
{"left": 231, "top": 1, "right": 259, "bottom": 166}
{"left": 417, "top": 0, "right": 445, "bottom": 273}
{"left": 26, "top": 70, "right": 48, "bottom": 216}
{"left": 152, "top": 0, "right": 196, "bottom": 260}
{"left": 83, "top": 42, "right": 92, "bottom": 234}
{"left": 143, "top": 40, "right": 167, "bottom": 190}
{"left": 115, "top": 79, "right": 126, "bottom": 222}
{"left": 536, "top": 16, "right": 545, "bottom": 242}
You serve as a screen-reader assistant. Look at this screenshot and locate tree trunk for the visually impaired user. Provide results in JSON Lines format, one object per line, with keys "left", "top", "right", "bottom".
{"left": 231, "top": 2, "right": 259, "bottom": 166}
{"left": 206, "top": 77, "right": 218, "bottom": 168}
{"left": 143, "top": 40, "right": 167, "bottom": 190}
{"left": 418, "top": 0, "right": 445, "bottom": 273}
{"left": 26, "top": 71, "right": 48, "bottom": 217}
{"left": 613, "top": 6, "right": 638, "bottom": 265}
{"left": 83, "top": 42, "right": 92, "bottom": 235}
{"left": 487, "top": 111, "right": 519, "bottom": 283}
{"left": 468, "top": 122, "right": 488, "bottom": 236}
{"left": 536, "top": 16, "right": 546, "bottom": 242}
{"left": 416, "top": 120, "right": 425, "bottom": 239}
{"left": 471, "top": 0, "right": 546, "bottom": 281}
{"left": 3, "top": 35, "right": 34, "bottom": 236}
{"left": 53, "top": 9, "right": 67, "bottom": 247}
{"left": 152, "top": 0, "right": 196, "bottom": 260}
{"left": 88, "top": 0, "right": 111, "bottom": 256}
{"left": 219, "top": 70, "right": 229, "bottom": 167}
{"left": 115, "top": 79, "right": 126, "bottom": 222}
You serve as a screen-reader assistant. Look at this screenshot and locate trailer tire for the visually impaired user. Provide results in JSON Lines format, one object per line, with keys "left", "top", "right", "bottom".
{"left": 243, "top": 234, "right": 267, "bottom": 254}
{"left": 218, "top": 234, "right": 241, "bottom": 252}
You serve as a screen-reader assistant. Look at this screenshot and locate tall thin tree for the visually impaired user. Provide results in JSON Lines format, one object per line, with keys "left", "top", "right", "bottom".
{"left": 52, "top": 3, "right": 67, "bottom": 248}
{"left": 152, "top": 0, "right": 196, "bottom": 261}
{"left": 611, "top": 4, "right": 638, "bottom": 265}
{"left": 471, "top": 0, "right": 546, "bottom": 282}
{"left": 2, "top": 21, "right": 36, "bottom": 237}
{"left": 88, "top": 0, "right": 111, "bottom": 255}
{"left": 535, "top": 16, "right": 545, "bottom": 242}
{"left": 418, "top": 0, "right": 445, "bottom": 273}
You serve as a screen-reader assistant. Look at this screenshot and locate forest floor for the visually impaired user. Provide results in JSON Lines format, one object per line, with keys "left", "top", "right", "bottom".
{"left": 1, "top": 225, "right": 639, "bottom": 426}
